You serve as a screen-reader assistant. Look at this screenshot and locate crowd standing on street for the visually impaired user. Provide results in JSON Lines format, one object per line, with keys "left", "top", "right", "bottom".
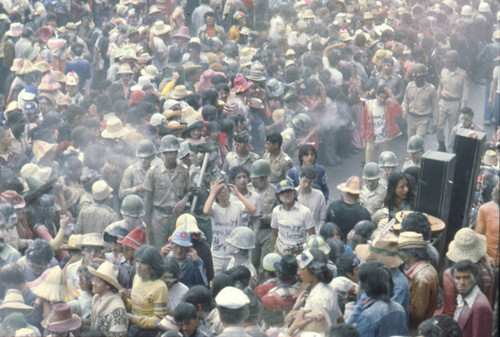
{"left": 0, "top": 0, "right": 499, "bottom": 336}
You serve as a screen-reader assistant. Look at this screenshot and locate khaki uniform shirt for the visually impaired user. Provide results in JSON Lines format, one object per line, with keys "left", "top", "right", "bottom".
{"left": 263, "top": 151, "right": 293, "bottom": 184}
{"left": 76, "top": 203, "right": 118, "bottom": 234}
{"left": 143, "top": 162, "right": 190, "bottom": 208}
{"left": 438, "top": 67, "right": 469, "bottom": 108}
{"left": 119, "top": 162, "right": 148, "bottom": 199}
{"left": 250, "top": 183, "right": 277, "bottom": 226}
{"left": 402, "top": 160, "right": 419, "bottom": 172}
{"left": 360, "top": 184, "right": 386, "bottom": 216}
{"left": 222, "top": 151, "right": 260, "bottom": 173}
{"left": 403, "top": 82, "right": 439, "bottom": 118}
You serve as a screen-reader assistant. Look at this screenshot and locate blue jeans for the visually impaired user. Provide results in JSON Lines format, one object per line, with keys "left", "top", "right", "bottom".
{"left": 484, "top": 82, "right": 492, "bottom": 123}
{"left": 494, "top": 92, "right": 500, "bottom": 129}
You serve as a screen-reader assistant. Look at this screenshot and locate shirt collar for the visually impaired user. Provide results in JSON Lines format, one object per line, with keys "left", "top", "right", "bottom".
{"left": 457, "top": 284, "right": 481, "bottom": 309}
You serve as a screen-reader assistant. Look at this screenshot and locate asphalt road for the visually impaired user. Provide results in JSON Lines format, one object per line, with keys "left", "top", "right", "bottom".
{"left": 324, "top": 82, "right": 496, "bottom": 201}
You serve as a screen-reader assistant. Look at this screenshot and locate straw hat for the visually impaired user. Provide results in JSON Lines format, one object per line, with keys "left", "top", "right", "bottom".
{"left": 246, "top": 61, "right": 267, "bottom": 82}
{"left": 60, "top": 234, "right": 83, "bottom": 250}
{"left": 20, "top": 163, "right": 52, "bottom": 182}
{"left": 10, "top": 59, "right": 21, "bottom": 72}
{"left": 337, "top": 176, "right": 362, "bottom": 194}
{"left": 34, "top": 60, "right": 50, "bottom": 73}
{"left": 102, "top": 118, "right": 127, "bottom": 139}
{"left": 47, "top": 38, "right": 67, "bottom": 52}
{"left": 80, "top": 232, "right": 105, "bottom": 247}
{"left": 15, "top": 328, "right": 37, "bottom": 337}
{"left": 32, "top": 140, "right": 58, "bottom": 163}
{"left": 183, "top": 62, "right": 203, "bottom": 73}
{"left": 28, "top": 266, "right": 78, "bottom": 302}
{"left": 38, "top": 74, "right": 61, "bottom": 92}
{"left": 482, "top": 150, "right": 498, "bottom": 166}
{"left": 180, "top": 106, "right": 201, "bottom": 123}
{"left": 1, "top": 190, "right": 26, "bottom": 209}
{"left": 148, "top": 5, "right": 161, "bottom": 15}
{"left": 303, "top": 9, "right": 316, "bottom": 19}
{"left": 355, "top": 233, "right": 404, "bottom": 268}
{"left": 41, "top": 303, "right": 81, "bottom": 332}
{"left": 140, "top": 65, "right": 159, "bottom": 79}
{"left": 92, "top": 180, "right": 113, "bottom": 201}
{"left": 7, "top": 22, "right": 23, "bottom": 37}
{"left": 117, "top": 63, "right": 134, "bottom": 75}
{"left": 88, "top": 261, "right": 123, "bottom": 290}
{"left": 272, "top": 108, "right": 285, "bottom": 122}
{"left": 151, "top": 21, "right": 171, "bottom": 36}
{"left": 398, "top": 231, "right": 428, "bottom": 250}
{"left": 118, "top": 227, "right": 147, "bottom": 250}
{"left": 231, "top": 76, "right": 253, "bottom": 93}
{"left": 169, "top": 85, "right": 192, "bottom": 100}
{"left": 446, "top": 228, "right": 487, "bottom": 263}
{"left": 17, "top": 60, "right": 34, "bottom": 75}
{"left": 121, "top": 49, "right": 138, "bottom": 61}
{"left": 166, "top": 121, "right": 186, "bottom": 130}
{"left": 0, "top": 289, "right": 34, "bottom": 311}
{"left": 393, "top": 211, "right": 446, "bottom": 232}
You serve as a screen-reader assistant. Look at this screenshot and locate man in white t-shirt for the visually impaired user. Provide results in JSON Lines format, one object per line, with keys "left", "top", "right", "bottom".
{"left": 271, "top": 180, "right": 315, "bottom": 255}
{"left": 296, "top": 166, "right": 326, "bottom": 233}
{"left": 203, "top": 177, "right": 256, "bottom": 275}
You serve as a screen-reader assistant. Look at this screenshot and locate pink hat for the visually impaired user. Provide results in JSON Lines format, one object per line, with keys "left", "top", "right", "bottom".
{"left": 174, "top": 26, "right": 191, "bottom": 39}
{"left": 47, "top": 39, "right": 67, "bottom": 53}
{"left": 38, "top": 26, "right": 52, "bottom": 43}
{"left": 198, "top": 69, "right": 224, "bottom": 91}
{"left": 38, "top": 74, "right": 61, "bottom": 92}
{"left": 230, "top": 76, "right": 253, "bottom": 93}
{"left": 118, "top": 228, "right": 147, "bottom": 250}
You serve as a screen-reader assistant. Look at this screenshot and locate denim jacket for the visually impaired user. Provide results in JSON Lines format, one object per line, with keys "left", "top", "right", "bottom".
{"left": 349, "top": 298, "right": 408, "bottom": 337}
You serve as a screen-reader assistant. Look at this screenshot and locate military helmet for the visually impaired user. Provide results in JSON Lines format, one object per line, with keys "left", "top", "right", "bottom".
{"left": 461, "top": 4, "right": 473, "bottom": 16}
{"left": 160, "top": 135, "right": 180, "bottom": 152}
{"left": 478, "top": 2, "right": 490, "bottom": 13}
{"left": 362, "top": 162, "right": 381, "bottom": 180}
{"left": 378, "top": 151, "right": 399, "bottom": 167}
{"left": 121, "top": 194, "right": 145, "bottom": 217}
{"left": 291, "top": 113, "right": 312, "bottom": 132}
{"left": 136, "top": 139, "right": 156, "bottom": 158}
{"left": 412, "top": 63, "right": 427, "bottom": 77}
{"left": 226, "top": 226, "right": 256, "bottom": 249}
{"left": 250, "top": 159, "right": 272, "bottom": 178}
{"left": 444, "top": 49, "right": 459, "bottom": 63}
{"left": 407, "top": 135, "right": 425, "bottom": 153}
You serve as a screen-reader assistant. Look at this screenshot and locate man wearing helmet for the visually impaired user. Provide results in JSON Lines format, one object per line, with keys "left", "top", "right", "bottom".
{"left": 436, "top": 49, "right": 469, "bottom": 152}
{"left": 360, "top": 162, "right": 386, "bottom": 215}
{"left": 402, "top": 63, "right": 439, "bottom": 138}
{"left": 105, "top": 194, "right": 147, "bottom": 233}
{"left": 144, "top": 135, "right": 190, "bottom": 249}
{"left": 403, "top": 135, "right": 425, "bottom": 171}
{"left": 378, "top": 151, "right": 399, "bottom": 187}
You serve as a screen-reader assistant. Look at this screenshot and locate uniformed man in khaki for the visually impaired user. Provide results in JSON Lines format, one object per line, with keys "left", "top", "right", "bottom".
{"left": 359, "top": 162, "right": 386, "bottom": 216}
{"left": 144, "top": 135, "right": 190, "bottom": 249}
{"left": 262, "top": 132, "right": 293, "bottom": 184}
{"left": 437, "top": 49, "right": 469, "bottom": 151}
{"left": 222, "top": 131, "right": 260, "bottom": 173}
{"left": 119, "top": 139, "right": 161, "bottom": 200}
{"left": 402, "top": 135, "right": 425, "bottom": 171}
{"left": 76, "top": 180, "right": 118, "bottom": 234}
{"left": 249, "top": 159, "right": 277, "bottom": 272}
{"left": 402, "top": 63, "right": 439, "bottom": 138}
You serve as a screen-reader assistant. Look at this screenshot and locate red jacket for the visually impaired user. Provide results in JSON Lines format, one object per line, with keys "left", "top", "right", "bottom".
{"left": 361, "top": 99, "right": 402, "bottom": 142}
{"left": 456, "top": 288, "right": 493, "bottom": 337}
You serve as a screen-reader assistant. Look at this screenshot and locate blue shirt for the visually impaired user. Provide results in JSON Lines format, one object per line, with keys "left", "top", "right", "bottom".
{"left": 349, "top": 298, "right": 408, "bottom": 337}
{"left": 65, "top": 58, "right": 91, "bottom": 89}
{"left": 287, "top": 163, "right": 329, "bottom": 201}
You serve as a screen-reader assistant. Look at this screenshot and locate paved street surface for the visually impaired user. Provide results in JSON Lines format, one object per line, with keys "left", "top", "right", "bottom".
{"left": 325, "top": 82, "right": 496, "bottom": 201}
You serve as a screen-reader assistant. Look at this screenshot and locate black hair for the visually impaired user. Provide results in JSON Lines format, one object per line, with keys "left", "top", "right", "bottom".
{"left": 71, "top": 42, "right": 84, "bottom": 57}
{"left": 183, "top": 285, "right": 215, "bottom": 312}
{"left": 206, "top": 121, "right": 221, "bottom": 135}
{"left": 0, "top": 263, "right": 25, "bottom": 284}
{"left": 376, "top": 85, "right": 389, "bottom": 97}
{"left": 134, "top": 245, "right": 165, "bottom": 280}
{"left": 384, "top": 172, "right": 412, "bottom": 209}
{"left": 336, "top": 254, "right": 356, "bottom": 277}
{"left": 299, "top": 165, "right": 317, "bottom": 180}
{"left": 71, "top": 126, "right": 91, "bottom": 150}
{"left": 25, "top": 239, "right": 54, "bottom": 266}
{"left": 306, "top": 249, "right": 333, "bottom": 283}
{"left": 66, "top": 104, "right": 87, "bottom": 125}
{"left": 417, "top": 314, "right": 463, "bottom": 337}
{"left": 329, "top": 323, "right": 361, "bottom": 337}
{"left": 265, "top": 132, "right": 283, "bottom": 148}
{"left": 400, "top": 247, "right": 429, "bottom": 262}
{"left": 326, "top": 238, "right": 345, "bottom": 262}
{"left": 327, "top": 49, "right": 340, "bottom": 68}
{"left": 450, "top": 259, "right": 480, "bottom": 280}
{"left": 226, "top": 265, "right": 251, "bottom": 288}
{"left": 186, "top": 94, "right": 201, "bottom": 110}
{"left": 459, "top": 107, "right": 474, "bottom": 118}
{"left": 163, "top": 256, "right": 182, "bottom": 280}
{"left": 298, "top": 144, "right": 317, "bottom": 165}
{"left": 353, "top": 220, "right": 376, "bottom": 242}
{"left": 201, "top": 89, "right": 218, "bottom": 106}
{"left": 201, "top": 105, "right": 218, "bottom": 121}
{"left": 320, "top": 222, "right": 345, "bottom": 241}
{"left": 400, "top": 212, "right": 431, "bottom": 241}
{"left": 228, "top": 165, "right": 250, "bottom": 184}
{"left": 211, "top": 75, "right": 226, "bottom": 87}
{"left": 173, "top": 302, "right": 198, "bottom": 324}
{"left": 245, "top": 289, "right": 264, "bottom": 323}
{"left": 211, "top": 273, "right": 235, "bottom": 298}
{"left": 358, "top": 261, "right": 393, "bottom": 302}
{"left": 6, "top": 109, "right": 24, "bottom": 124}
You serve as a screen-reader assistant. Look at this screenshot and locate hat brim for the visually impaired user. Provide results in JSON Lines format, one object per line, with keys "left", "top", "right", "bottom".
{"left": 393, "top": 211, "right": 446, "bottom": 232}
{"left": 446, "top": 236, "right": 487, "bottom": 264}
{"left": 117, "top": 236, "right": 140, "bottom": 250}
{"left": 0, "top": 302, "right": 34, "bottom": 311}
{"left": 230, "top": 82, "right": 254, "bottom": 93}
{"left": 336, "top": 183, "right": 361, "bottom": 194}
{"left": 355, "top": 244, "right": 404, "bottom": 269}
{"left": 102, "top": 129, "right": 127, "bottom": 139}
{"left": 23, "top": 176, "right": 57, "bottom": 203}
{"left": 88, "top": 266, "right": 123, "bottom": 290}
{"left": 41, "top": 315, "right": 81, "bottom": 332}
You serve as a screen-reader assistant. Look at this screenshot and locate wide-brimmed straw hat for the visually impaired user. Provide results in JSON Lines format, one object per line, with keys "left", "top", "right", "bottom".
{"left": 398, "top": 231, "right": 428, "bottom": 250}
{"left": 151, "top": 21, "right": 171, "bottom": 36}
{"left": 7, "top": 22, "right": 23, "bottom": 37}
{"left": 117, "top": 63, "right": 134, "bottom": 75}
{"left": 20, "top": 163, "right": 52, "bottom": 182}
{"left": 92, "top": 180, "right": 113, "bottom": 201}
{"left": 482, "top": 150, "right": 498, "bottom": 166}
{"left": 102, "top": 118, "right": 127, "bottom": 139}
{"left": 118, "top": 227, "right": 147, "bottom": 250}
{"left": 337, "top": 176, "right": 362, "bottom": 194}
{"left": 28, "top": 266, "right": 78, "bottom": 303}
{"left": 0, "top": 289, "right": 34, "bottom": 311}
{"left": 38, "top": 74, "right": 61, "bottom": 91}
{"left": 393, "top": 211, "right": 446, "bottom": 232}
{"left": 17, "top": 60, "right": 34, "bottom": 75}
{"left": 140, "top": 65, "right": 159, "bottom": 79}
{"left": 169, "top": 85, "right": 192, "bottom": 100}
{"left": 80, "top": 232, "right": 105, "bottom": 247}
{"left": 60, "top": 234, "right": 83, "bottom": 250}
{"left": 41, "top": 303, "right": 81, "bottom": 332}
{"left": 356, "top": 233, "right": 404, "bottom": 268}
{"left": 32, "top": 140, "right": 58, "bottom": 163}
{"left": 446, "top": 228, "right": 487, "bottom": 263}
{"left": 88, "top": 261, "right": 122, "bottom": 290}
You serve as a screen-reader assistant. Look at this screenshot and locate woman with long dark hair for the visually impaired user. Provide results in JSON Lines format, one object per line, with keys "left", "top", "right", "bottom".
{"left": 384, "top": 171, "right": 413, "bottom": 220}
{"left": 123, "top": 245, "right": 167, "bottom": 337}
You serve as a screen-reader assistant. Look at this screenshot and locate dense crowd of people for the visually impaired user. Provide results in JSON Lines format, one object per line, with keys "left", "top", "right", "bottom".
{"left": 0, "top": 0, "right": 499, "bottom": 336}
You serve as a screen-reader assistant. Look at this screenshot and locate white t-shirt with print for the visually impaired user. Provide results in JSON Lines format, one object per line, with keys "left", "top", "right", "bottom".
{"left": 211, "top": 201, "right": 247, "bottom": 258}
